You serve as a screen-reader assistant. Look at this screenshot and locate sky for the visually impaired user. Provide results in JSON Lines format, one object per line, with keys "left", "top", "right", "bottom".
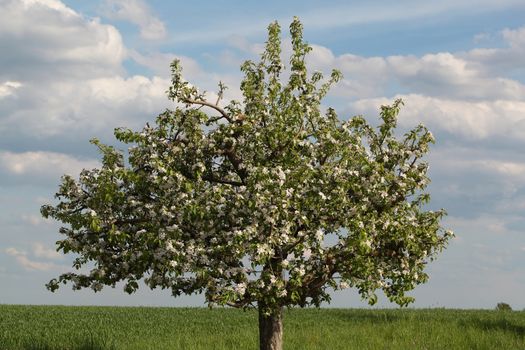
{"left": 0, "top": 0, "right": 524, "bottom": 309}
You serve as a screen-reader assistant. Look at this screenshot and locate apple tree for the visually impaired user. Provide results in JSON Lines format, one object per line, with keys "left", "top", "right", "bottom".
{"left": 41, "top": 17, "right": 452, "bottom": 350}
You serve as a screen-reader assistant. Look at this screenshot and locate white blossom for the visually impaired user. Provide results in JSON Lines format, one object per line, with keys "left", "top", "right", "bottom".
{"left": 315, "top": 229, "right": 323, "bottom": 242}
{"left": 234, "top": 282, "right": 246, "bottom": 295}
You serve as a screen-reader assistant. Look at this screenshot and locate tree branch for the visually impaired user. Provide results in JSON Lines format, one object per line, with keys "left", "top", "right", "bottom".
{"left": 183, "top": 99, "right": 233, "bottom": 123}
{"left": 224, "top": 148, "right": 247, "bottom": 184}
{"left": 202, "top": 174, "right": 243, "bottom": 186}
{"left": 178, "top": 166, "right": 243, "bottom": 187}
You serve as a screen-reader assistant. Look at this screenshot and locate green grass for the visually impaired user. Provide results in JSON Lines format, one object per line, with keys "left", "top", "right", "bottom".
{"left": 0, "top": 305, "right": 524, "bottom": 349}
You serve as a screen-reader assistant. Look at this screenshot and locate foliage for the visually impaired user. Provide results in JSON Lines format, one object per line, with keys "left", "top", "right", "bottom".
{"left": 2, "top": 305, "right": 525, "bottom": 350}
{"left": 496, "top": 302, "right": 513, "bottom": 311}
{"left": 41, "top": 17, "right": 452, "bottom": 314}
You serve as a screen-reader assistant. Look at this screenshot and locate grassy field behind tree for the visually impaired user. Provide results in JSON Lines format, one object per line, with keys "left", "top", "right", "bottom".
{"left": 0, "top": 305, "right": 523, "bottom": 349}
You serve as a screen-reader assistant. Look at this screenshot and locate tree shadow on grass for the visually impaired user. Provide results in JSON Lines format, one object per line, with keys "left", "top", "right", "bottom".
{"left": 334, "top": 311, "right": 402, "bottom": 324}
{"left": 286, "top": 309, "right": 402, "bottom": 324}
{"left": 460, "top": 318, "right": 525, "bottom": 338}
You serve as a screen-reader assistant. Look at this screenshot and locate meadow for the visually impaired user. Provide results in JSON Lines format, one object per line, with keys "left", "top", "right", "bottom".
{"left": 0, "top": 305, "right": 524, "bottom": 349}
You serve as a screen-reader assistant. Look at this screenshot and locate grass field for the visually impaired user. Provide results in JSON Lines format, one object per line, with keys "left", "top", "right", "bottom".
{"left": 0, "top": 305, "right": 524, "bottom": 349}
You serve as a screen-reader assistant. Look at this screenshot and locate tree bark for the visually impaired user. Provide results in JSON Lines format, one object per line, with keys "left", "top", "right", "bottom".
{"left": 258, "top": 304, "right": 283, "bottom": 350}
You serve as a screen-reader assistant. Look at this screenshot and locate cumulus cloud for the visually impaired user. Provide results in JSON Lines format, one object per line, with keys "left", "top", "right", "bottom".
{"left": 5, "top": 247, "right": 58, "bottom": 271}
{"left": 502, "top": 26, "right": 525, "bottom": 48}
{"left": 129, "top": 50, "right": 243, "bottom": 108}
{"left": 128, "top": 50, "right": 204, "bottom": 78}
{"left": 0, "top": 81, "right": 22, "bottom": 98}
{"left": 439, "top": 157, "right": 525, "bottom": 184}
{"left": 446, "top": 214, "right": 524, "bottom": 242}
{"left": 431, "top": 148, "right": 525, "bottom": 194}
{"left": 32, "top": 242, "right": 63, "bottom": 260}
{"left": 420, "top": 143, "right": 525, "bottom": 221}
{"left": 0, "top": 0, "right": 126, "bottom": 80}
{"left": 102, "top": 0, "right": 166, "bottom": 40}
{"left": 294, "top": 27, "right": 525, "bottom": 145}
{"left": 477, "top": 160, "right": 525, "bottom": 179}
{"left": 0, "top": 0, "right": 187, "bottom": 154}
{"left": 0, "top": 151, "right": 99, "bottom": 176}
{"left": 349, "top": 94, "right": 525, "bottom": 142}
{"left": 20, "top": 0, "right": 77, "bottom": 16}
{"left": 0, "top": 151, "right": 99, "bottom": 185}
{"left": 87, "top": 75, "right": 169, "bottom": 111}
{"left": 305, "top": 36, "right": 525, "bottom": 102}
{"left": 460, "top": 26, "right": 525, "bottom": 76}
{"left": 386, "top": 54, "right": 525, "bottom": 100}
{"left": 495, "top": 195, "right": 525, "bottom": 215}
{"left": 21, "top": 214, "right": 52, "bottom": 226}
{"left": 0, "top": 74, "right": 171, "bottom": 145}
{"left": 227, "top": 35, "right": 265, "bottom": 56}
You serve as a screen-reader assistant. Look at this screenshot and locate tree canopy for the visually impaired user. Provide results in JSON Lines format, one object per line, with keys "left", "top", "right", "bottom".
{"left": 42, "top": 17, "right": 452, "bottom": 350}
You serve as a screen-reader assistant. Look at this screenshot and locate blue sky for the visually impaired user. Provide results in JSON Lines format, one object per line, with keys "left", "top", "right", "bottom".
{"left": 1, "top": 0, "right": 524, "bottom": 309}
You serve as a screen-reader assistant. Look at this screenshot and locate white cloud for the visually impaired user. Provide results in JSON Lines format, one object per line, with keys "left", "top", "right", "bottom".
{"left": 5, "top": 247, "right": 58, "bottom": 271}
{"left": 501, "top": 26, "right": 525, "bottom": 48}
{"left": 21, "top": 214, "right": 52, "bottom": 226}
{"left": 227, "top": 35, "right": 265, "bottom": 56}
{"left": 88, "top": 75, "right": 168, "bottom": 108}
{"left": 165, "top": 1, "right": 524, "bottom": 45}
{"left": 320, "top": 53, "right": 389, "bottom": 98}
{"left": 32, "top": 242, "right": 62, "bottom": 260}
{"left": 103, "top": 0, "right": 166, "bottom": 40}
{"left": 480, "top": 160, "right": 525, "bottom": 178}
{"left": 0, "top": 75, "right": 172, "bottom": 141}
{"left": 388, "top": 54, "right": 524, "bottom": 100}
{"left": 295, "top": 25, "right": 525, "bottom": 104}
{"left": 432, "top": 150, "right": 525, "bottom": 196}
{"left": 0, "top": 151, "right": 99, "bottom": 179}
{"left": 420, "top": 144, "right": 525, "bottom": 222}
{"left": 447, "top": 215, "right": 502, "bottom": 242}
{"left": 298, "top": 0, "right": 525, "bottom": 31}
{"left": 457, "top": 159, "right": 525, "bottom": 183}
{"left": 34, "top": 196, "right": 50, "bottom": 205}
{"left": 350, "top": 94, "right": 525, "bottom": 142}
{"left": 5, "top": 247, "right": 24, "bottom": 256}
{"left": 473, "top": 32, "right": 491, "bottom": 43}
{"left": 0, "top": 0, "right": 181, "bottom": 145}
{"left": 0, "top": 0, "right": 126, "bottom": 74}
{"left": 128, "top": 51, "right": 242, "bottom": 110}
{"left": 129, "top": 50, "right": 204, "bottom": 78}
{"left": 20, "top": 0, "right": 78, "bottom": 16}
{"left": 0, "top": 81, "right": 22, "bottom": 98}
{"left": 312, "top": 46, "right": 525, "bottom": 102}
{"left": 5, "top": 1, "right": 519, "bottom": 151}
{"left": 495, "top": 195, "right": 525, "bottom": 214}
{"left": 462, "top": 26, "right": 525, "bottom": 75}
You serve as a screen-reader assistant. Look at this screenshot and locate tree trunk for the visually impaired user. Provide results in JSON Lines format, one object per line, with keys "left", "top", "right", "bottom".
{"left": 258, "top": 304, "right": 283, "bottom": 350}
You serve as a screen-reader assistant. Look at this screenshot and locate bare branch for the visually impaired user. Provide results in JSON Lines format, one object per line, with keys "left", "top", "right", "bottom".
{"left": 207, "top": 115, "right": 228, "bottom": 124}
{"left": 183, "top": 98, "right": 233, "bottom": 123}
{"left": 224, "top": 148, "right": 247, "bottom": 184}
{"left": 202, "top": 174, "right": 243, "bottom": 186}
{"left": 178, "top": 166, "right": 243, "bottom": 187}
